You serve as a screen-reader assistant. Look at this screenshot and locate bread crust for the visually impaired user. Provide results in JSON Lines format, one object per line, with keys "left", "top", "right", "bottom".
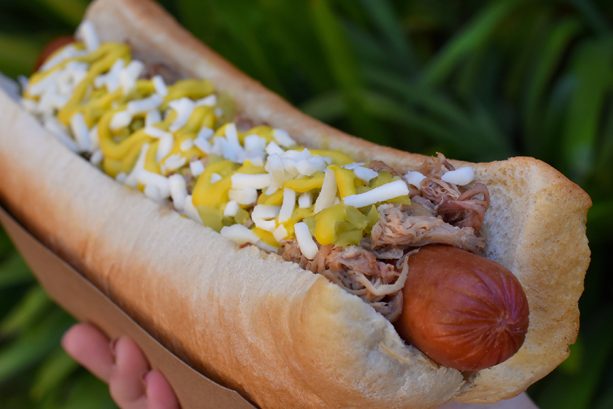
{"left": 0, "top": 0, "right": 591, "bottom": 407}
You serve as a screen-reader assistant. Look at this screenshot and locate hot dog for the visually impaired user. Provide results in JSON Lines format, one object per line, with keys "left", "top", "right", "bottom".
{"left": 0, "top": 0, "right": 591, "bottom": 408}
{"left": 24, "top": 25, "right": 529, "bottom": 370}
{"left": 397, "top": 245, "right": 529, "bottom": 372}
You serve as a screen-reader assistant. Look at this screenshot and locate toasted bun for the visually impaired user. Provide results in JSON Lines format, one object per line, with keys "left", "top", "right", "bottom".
{"left": 0, "top": 0, "right": 591, "bottom": 407}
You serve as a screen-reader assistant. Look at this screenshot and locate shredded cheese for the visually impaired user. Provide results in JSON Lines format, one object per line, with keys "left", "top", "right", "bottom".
{"left": 314, "top": 169, "right": 337, "bottom": 213}
{"left": 441, "top": 167, "right": 475, "bottom": 186}
{"left": 294, "top": 222, "right": 318, "bottom": 260}
{"left": 343, "top": 180, "right": 409, "bottom": 208}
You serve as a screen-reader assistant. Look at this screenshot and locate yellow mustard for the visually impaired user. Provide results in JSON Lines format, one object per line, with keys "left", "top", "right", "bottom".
{"left": 23, "top": 38, "right": 413, "bottom": 250}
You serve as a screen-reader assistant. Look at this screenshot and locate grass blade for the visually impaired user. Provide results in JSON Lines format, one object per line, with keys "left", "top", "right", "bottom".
{"left": 561, "top": 37, "right": 613, "bottom": 180}
{"left": 590, "top": 104, "right": 613, "bottom": 193}
{"left": 539, "top": 73, "right": 575, "bottom": 165}
{"left": 31, "top": 347, "right": 79, "bottom": 400}
{"left": 568, "top": 0, "right": 611, "bottom": 34}
{"left": 310, "top": 0, "right": 379, "bottom": 138}
{"left": 586, "top": 200, "right": 613, "bottom": 242}
{"left": 359, "top": 90, "right": 469, "bottom": 155}
{"left": 345, "top": 25, "right": 392, "bottom": 70}
{"left": 522, "top": 18, "right": 582, "bottom": 155}
{"left": 363, "top": 66, "right": 470, "bottom": 127}
{"left": 358, "top": 0, "right": 416, "bottom": 72}
{"left": 0, "top": 254, "right": 33, "bottom": 289}
{"left": 0, "top": 230, "right": 13, "bottom": 259}
{"left": 177, "top": 0, "right": 286, "bottom": 96}
{"left": 62, "top": 374, "right": 116, "bottom": 409}
{"left": 0, "top": 34, "right": 41, "bottom": 77}
{"left": 594, "top": 388, "right": 613, "bottom": 409}
{"left": 0, "top": 309, "right": 71, "bottom": 383}
{"left": 0, "top": 286, "right": 50, "bottom": 336}
{"left": 422, "top": 0, "right": 520, "bottom": 86}
{"left": 533, "top": 308, "right": 613, "bottom": 409}
{"left": 34, "top": 0, "right": 87, "bottom": 27}
{"left": 300, "top": 91, "right": 346, "bottom": 122}
{"left": 363, "top": 66, "right": 511, "bottom": 159}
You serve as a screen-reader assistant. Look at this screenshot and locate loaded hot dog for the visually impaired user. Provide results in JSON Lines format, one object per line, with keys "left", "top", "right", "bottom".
{"left": 0, "top": 1, "right": 591, "bottom": 408}
{"left": 22, "top": 22, "right": 529, "bottom": 372}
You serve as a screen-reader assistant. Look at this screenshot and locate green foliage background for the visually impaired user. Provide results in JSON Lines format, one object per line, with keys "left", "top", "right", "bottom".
{"left": 0, "top": 0, "right": 612, "bottom": 408}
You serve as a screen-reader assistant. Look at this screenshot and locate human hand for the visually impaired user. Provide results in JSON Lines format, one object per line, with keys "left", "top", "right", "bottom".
{"left": 62, "top": 323, "right": 536, "bottom": 409}
{"left": 62, "top": 323, "right": 180, "bottom": 409}
{"left": 440, "top": 392, "right": 538, "bottom": 409}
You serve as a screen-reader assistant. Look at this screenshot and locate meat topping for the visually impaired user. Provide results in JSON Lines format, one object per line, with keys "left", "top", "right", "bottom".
{"left": 371, "top": 204, "right": 484, "bottom": 253}
{"left": 280, "top": 241, "right": 409, "bottom": 321}
{"left": 437, "top": 182, "right": 489, "bottom": 231}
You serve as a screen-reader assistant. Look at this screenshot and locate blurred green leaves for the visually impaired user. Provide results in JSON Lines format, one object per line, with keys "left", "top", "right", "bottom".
{"left": 422, "top": 0, "right": 521, "bottom": 87}
{"left": 0, "top": 0, "right": 612, "bottom": 408}
{"left": 529, "top": 308, "right": 613, "bottom": 409}
{"left": 311, "top": 0, "right": 379, "bottom": 138}
{"left": 561, "top": 37, "right": 613, "bottom": 181}
{"left": 0, "top": 230, "right": 115, "bottom": 408}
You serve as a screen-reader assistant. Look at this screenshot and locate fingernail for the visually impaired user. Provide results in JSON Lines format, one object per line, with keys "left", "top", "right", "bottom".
{"left": 142, "top": 370, "right": 153, "bottom": 393}
{"left": 109, "top": 338, "right": 118, "bottom": 363}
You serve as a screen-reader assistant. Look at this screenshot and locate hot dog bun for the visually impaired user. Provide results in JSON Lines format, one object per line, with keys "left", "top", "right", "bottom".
{"left": 0, "top": 0, "right": 591, "bottom": 407}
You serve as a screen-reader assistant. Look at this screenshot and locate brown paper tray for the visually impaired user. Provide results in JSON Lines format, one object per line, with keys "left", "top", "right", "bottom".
{"left": 0, "top": 204, "right": 257, "bottom": 409}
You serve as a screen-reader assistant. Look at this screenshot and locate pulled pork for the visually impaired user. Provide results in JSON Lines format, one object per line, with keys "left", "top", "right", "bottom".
{"left": 278, "top": 153, "right": 490, "bottom": 323}
{"left": 417, "top": 153, "right": 490, "bottom": 233}
{"left": 367, "top": 160, "right": 401, "bottom": 176}
{"left": 235, "top": 114, "right": 257, "bottom": 132}
{"left": 142, "top": 62, "right": 181, "bottom": 84}
{"left": 280, "top": 242, "right": 408, "bottom": 321}
{"left": 437, "top": 183, "right": 489, "bottom": 231}
{"left": 371, "top": 204, "right": 484, "bottom": 253}
{"left": 418, "top": 153, "right": 461, "bottom": 205}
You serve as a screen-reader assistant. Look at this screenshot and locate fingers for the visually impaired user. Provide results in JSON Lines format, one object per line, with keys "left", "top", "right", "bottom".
{"left": 63, "top": 323, "right": 180, "bottom": 409}
{"left": 144, "top": 370, "right": 181, "bottom": 409}
{"left": 439, "top": 392, "right": 538, "bottom": 409}
{"left": 62, "top": 322, "right": 114, "bottom": 382}
{"left": 108, "top": 336, "right": 150, "bottom": 408}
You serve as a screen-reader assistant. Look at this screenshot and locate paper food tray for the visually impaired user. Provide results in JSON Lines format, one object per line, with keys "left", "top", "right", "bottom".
{"left": 0, "top": 204, "right": 258, "bottom": 409}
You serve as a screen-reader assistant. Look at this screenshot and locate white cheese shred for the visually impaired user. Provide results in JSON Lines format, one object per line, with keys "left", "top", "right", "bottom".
{"left": 404, "top": 170, "right": 426, "bottom": 188}
{"left": 69, "top": 113, "right": 91, "bottom": 152}
{"left": 314, "top": 168, "right": 337, "bottom": 213}
{"left": 77, "top": 21, "right": 100, "bottom": 52}
{"left": 252, "top": 205, "right": 280, "bottom": 232}
{"left": 144, "top": 126, "right": 172, "bottom": 140}
{"left": 229, "top": 188, "right": 258, "bottom": 206}
{"left": 224, "top": 201, "right": 240, "bottom": 217}
{"left": 184, "top": 195, "right": 201, "bottom": 223}
{"left": 156, "top": 134, "right": 174, "bottom": 162}
{"left": 353, "top": 166, "right": 378, "bottom": 183}
{"left": 343, "top": 180, "right": 409, "bottom": 208}
{"left": 441, "top": 167, "right": 475, "bottom": 186}
{"left": 294, "top": 222, "right": 318, "bottom": 260}
{"left": 298, "top": 192, "right": 312, "bottom": 209}
{"left": 272, "top": 129, "right": 295, "bottom": 147}
{"left": 169, "top": 174, "right": 188, "bottom": 211}
{"left": 221, "top": 224, "right": 259, "bottom": 245}
{"left": 190, "top": 160, "right": 205, "bottom": 177}
{"left": 231, "top": 173, "right": 272, "bottom": 190}
{"left": 127, "top": 94, "right": 163, "bottom": 116}
{"left": 169, "top": 98, "right": 195, "bottom": 132}
{"left": 278, "top": 188, "right": 296, "bottom": 223}
{"left": 273, "top": 225, "right": 288, "bottom": 242}
{"left": 110, "top": 111, "right": 132, "bottom": 131}
{"left": 152, "top": 75, "right": 168, "bottom": 96}
{"left": 145, "top": 110, "right": 162, "bottom": 127}
{"left": 210, "top": 173, "right": 222, "bottom": 184}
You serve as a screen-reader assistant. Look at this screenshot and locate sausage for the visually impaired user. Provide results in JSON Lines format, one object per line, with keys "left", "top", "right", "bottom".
{"left": 395, "top": 245, "right": 529, "bottom": 372}
{"left": 33, "top": 36, "right": 74, "bottom": 71}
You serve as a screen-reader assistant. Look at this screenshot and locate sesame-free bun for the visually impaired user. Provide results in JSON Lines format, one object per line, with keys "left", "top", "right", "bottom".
{"left": 0, "top": 0, "right": 591, "bottom": 407}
